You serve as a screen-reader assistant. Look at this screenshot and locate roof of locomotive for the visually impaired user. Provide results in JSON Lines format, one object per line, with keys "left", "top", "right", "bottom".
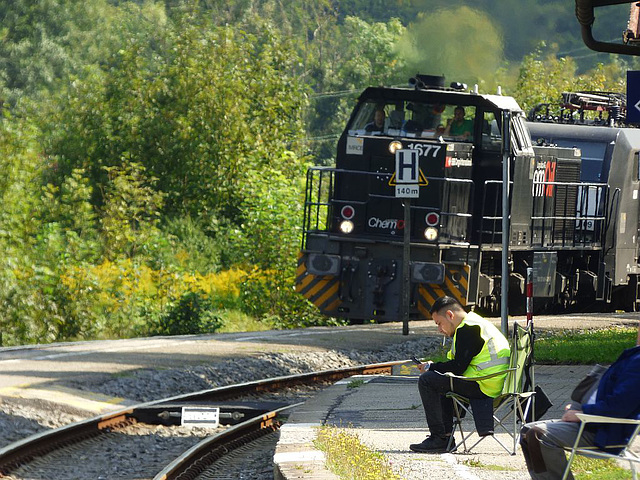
{"left": 357, "top": 86, "right": 523, "bottom": 113}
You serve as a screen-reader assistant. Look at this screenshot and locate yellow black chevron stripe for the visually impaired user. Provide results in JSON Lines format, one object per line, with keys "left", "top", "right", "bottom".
{"left": 416, "top": 265, "right": 470, "bottom": 319}
{"left": 296, "top": 252, "right": 341, "bottom": 313}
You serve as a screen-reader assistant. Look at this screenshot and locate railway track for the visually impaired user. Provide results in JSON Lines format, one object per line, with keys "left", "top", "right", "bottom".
{"left": 0, "top": 361, "right": 402, "bottom": 480}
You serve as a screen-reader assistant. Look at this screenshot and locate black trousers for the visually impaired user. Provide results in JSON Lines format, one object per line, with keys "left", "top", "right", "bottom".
{"left": 418, "top": 370, "right": 492, "bottom": 437}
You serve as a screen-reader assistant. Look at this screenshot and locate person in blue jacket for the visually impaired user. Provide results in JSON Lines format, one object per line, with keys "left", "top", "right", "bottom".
{"left": 520, "top": 323, "right": 640, "bottom": 479}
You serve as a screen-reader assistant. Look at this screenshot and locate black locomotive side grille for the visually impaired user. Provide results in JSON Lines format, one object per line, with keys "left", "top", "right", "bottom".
{"left": 553, "top": 162, "right": 580, "bottom": 243}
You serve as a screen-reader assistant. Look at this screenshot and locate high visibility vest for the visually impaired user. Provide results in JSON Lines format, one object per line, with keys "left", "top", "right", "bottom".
{"left": 447, "top": 312, "right": 511, "bottom": 397}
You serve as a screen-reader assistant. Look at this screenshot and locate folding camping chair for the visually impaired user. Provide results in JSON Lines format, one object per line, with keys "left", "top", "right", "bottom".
{"left": 562, "top": 413, "right": 640, "bottom": 480}
{"left": 446, "top": 321, "right": 536, "bottom": 455}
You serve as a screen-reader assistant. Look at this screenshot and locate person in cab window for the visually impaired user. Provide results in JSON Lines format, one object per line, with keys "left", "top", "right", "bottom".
{"left": 444, "top": 106, "right": 473, "bottom": 140}
{"left": 365, "top": 108, "right": 386, "bottom": 133}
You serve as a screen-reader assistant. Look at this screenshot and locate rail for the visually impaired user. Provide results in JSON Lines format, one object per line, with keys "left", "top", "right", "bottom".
{"left": 0, "top": 361, "right": 402, "bottom": 477}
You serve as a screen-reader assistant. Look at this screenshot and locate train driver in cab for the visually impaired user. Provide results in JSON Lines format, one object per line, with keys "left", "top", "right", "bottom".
{"left": 365, "top": 107, "right": 386, "bottom": 133}
{"left": 444, "top": 106, "right": 473, "bottom": 140}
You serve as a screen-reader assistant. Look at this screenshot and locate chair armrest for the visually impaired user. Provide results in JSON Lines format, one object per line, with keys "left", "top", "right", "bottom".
{"left": 575, "top": 413, "right": 640, "bottom": 426}
{"left": 444, "top": 368, "right": 514, "bottom": 390}
{"left": 444, "top": 368, "right": 515, "bottom": 381}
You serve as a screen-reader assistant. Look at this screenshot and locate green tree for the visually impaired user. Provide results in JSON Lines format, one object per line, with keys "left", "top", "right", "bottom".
{"left": 0, "top": 114, "right": 63, "bottom": 345}
{"left": 41, "top": 169, "right": 101, "bottom": 264}
{"left": 396, "top": 6, "right": 504, "bottom": 90}
{"left": 0, "top": 0, "right": 121, "bottom": 106}
{"left": 45, "top": 13, "right": 308, "bottom": 222}
{"left": 101, "top": 162, "right": 165, "bottom": 260}
{"left": 513, "top": 48, "right": 626, "bottom": 114}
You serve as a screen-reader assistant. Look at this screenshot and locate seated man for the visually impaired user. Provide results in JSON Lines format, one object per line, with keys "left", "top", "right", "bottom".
{"left": 444, "top": 106, "right": 473, "bottom": 140}
{"left": 365, "top": 108, "right": 386, "bottom": 133}
{"left": 410, "top": 296, "right": 511, "bottom": 453}
{"left": 520, "top": 323, "right": 640, "bottom": 479}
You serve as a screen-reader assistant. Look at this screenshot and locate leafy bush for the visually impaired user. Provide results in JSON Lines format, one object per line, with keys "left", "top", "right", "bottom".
{"left": 159, "top": 216, "right": 222, "bottom": 273}
{"left": 239, "top": 267, "right": 339, "bottom": 329}
{"left": 142, "top": 291, "right": 224, "bottom": 336}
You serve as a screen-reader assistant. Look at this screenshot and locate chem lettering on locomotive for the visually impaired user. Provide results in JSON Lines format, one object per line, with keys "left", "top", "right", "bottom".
{"left": 368, "top": 217, "right": 405, "bottom": 230}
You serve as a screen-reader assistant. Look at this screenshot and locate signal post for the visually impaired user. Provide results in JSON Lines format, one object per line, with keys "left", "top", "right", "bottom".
{"left": 394, "top": 149, "right": 420, "bottom": 335}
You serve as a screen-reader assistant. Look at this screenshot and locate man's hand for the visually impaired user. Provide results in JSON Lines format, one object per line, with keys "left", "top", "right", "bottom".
{"left": 417, "top": 360, "right": 433, "bottom": 373}
{"left": 561, "top": 409, "right": 582, "bottom": 423}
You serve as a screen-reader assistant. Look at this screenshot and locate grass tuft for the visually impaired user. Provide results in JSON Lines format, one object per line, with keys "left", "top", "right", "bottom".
{"left": 347, "top": 379, "right": 366, "bottom": 389}
{"left": 315, "top": 425, "right": 402, "bottom": 480}
{"left": 572, "top": 455, "right": 632, "bottom": 479}
{"left": 534, "top": 327, "right": 637, "bottom": 364}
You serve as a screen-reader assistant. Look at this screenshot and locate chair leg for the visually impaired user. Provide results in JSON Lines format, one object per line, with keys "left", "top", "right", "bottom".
{"left": 562, "top": 423, "right": 587, "bottom": 480}
{"left": 451, "top": 399, "right": 468, "bottom": 452}
{"left": 513, "top": 398, "right": 517, "bottom": 455}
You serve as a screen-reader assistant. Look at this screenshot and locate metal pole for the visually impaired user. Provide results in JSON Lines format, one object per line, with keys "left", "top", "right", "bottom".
{"left": 526, "top": 266, "right": 536, "bottom": 420}
{"left": 501, "top": 111, "right": 511, "bottom": 336}
{"left": 526, "top": 267, "right": 533, "bottom": 327}
{"left": 403, "top": 199, "right": 411, "bottom": 336}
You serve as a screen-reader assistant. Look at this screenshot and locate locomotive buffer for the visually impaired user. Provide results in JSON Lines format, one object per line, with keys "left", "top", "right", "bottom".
{"left": 394, "top": 149, "right": 421, "bottom": 335}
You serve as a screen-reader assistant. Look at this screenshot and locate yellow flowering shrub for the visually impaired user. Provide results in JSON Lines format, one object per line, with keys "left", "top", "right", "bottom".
{"left": 59, "top": 260, "right": 249, "bottom": 338}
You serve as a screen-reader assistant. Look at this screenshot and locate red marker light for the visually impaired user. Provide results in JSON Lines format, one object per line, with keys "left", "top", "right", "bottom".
{"left": 425, "top": 212, "right": 440, "bottom": 226}
{"left": 341, "top": 205, "right": 355, "bottom": 220}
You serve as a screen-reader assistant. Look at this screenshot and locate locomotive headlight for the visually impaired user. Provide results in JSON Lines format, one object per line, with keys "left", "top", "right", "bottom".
{"left": 424, "top": 227, "right": 438, "bottom": 241}
{"left": 388, "top": 140, "right": 403, "bottom": 154}
{"left": 340, "top": 220, "right": 354, "bottom": 234}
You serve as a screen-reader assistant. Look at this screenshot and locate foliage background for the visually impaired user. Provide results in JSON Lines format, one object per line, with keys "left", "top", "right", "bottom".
{"left": 0, "top": 0, "right": 636, "bottom": 345}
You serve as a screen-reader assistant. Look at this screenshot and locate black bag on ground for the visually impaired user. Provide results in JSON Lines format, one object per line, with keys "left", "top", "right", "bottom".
{"left": 517, "top": 385, "right": 553, "bottom": 423}
{"left": 570, "top": 364, "right": 607, "bottom": 404}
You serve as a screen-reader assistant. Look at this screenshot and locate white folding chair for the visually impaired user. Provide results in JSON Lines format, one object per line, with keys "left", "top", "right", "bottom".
{"left": 562, "top": 413, "right": 640, "bottom": 480}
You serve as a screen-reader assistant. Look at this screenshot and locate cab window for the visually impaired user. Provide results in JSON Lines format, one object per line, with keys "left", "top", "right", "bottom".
{"left": 481, "top": 111, "right": 502, "bottom": 151}
{"left": 348, "top": 100, "right": 475, "bottom": 142}
{"left": 441, "top": 105, "right": 475, "bottom": 142}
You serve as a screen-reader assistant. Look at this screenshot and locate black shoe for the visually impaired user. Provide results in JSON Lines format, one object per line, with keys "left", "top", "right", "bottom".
{"left": 409, "top": 435, "right": 456, "bottom": 453}
{"left": 478, "top": 430, "right": 494, "bottom": 437}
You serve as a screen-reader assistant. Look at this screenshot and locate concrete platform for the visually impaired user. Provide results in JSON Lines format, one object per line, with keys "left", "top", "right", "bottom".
{"left": 274, "top": 364, "right": 639, "bottom": 480}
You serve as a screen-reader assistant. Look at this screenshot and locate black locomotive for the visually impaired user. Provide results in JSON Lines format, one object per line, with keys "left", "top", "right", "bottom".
{"left": 296, "top": 76, "right": 637, "bottom": 321}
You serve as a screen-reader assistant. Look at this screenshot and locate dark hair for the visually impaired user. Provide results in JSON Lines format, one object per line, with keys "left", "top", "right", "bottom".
{"left": 430, "top": 295, "right": 464, "bottom": 314}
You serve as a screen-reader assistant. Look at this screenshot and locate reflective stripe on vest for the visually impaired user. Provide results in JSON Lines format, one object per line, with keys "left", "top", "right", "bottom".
{"left": 448, "top": 312, "right": 511, "bottom": 397}
{"left": 476, "top": 337, "right": 511, "bottom": 370}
